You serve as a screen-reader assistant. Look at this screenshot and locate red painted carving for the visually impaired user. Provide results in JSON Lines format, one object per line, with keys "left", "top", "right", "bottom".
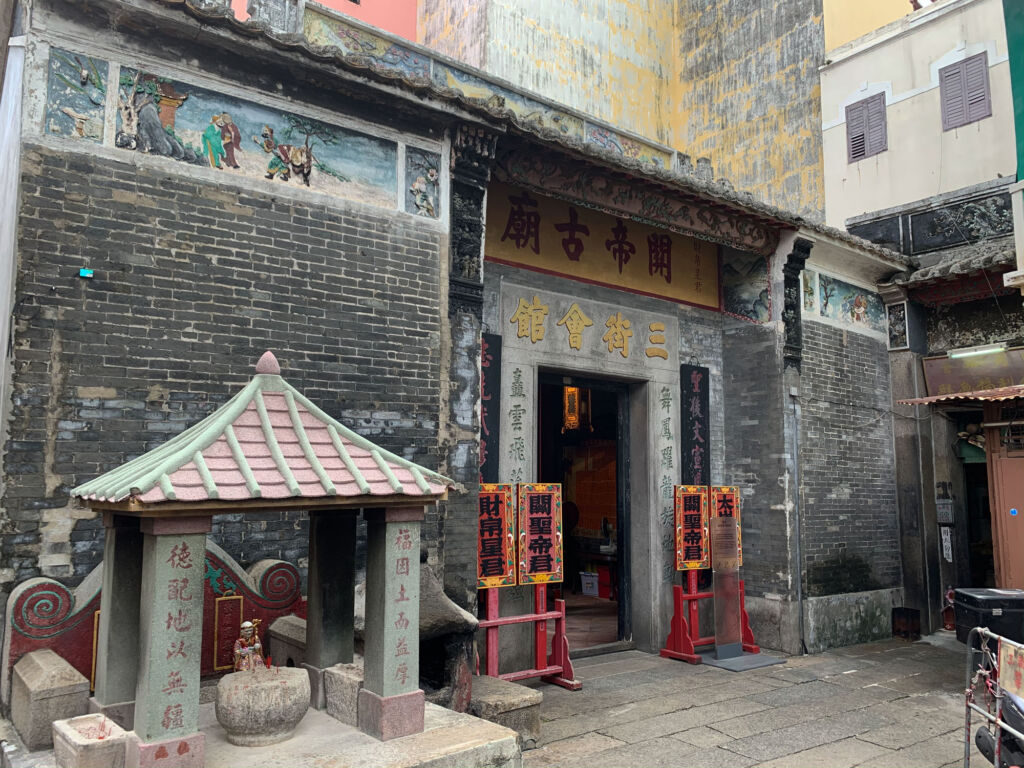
{"left": 5, "top": 546, "right": 306, "bottom": 694}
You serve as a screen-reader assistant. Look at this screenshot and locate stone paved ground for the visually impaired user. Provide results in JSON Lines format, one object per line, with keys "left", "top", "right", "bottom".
{"left": 524, "top": 637, "right": 988, "bottom": 768}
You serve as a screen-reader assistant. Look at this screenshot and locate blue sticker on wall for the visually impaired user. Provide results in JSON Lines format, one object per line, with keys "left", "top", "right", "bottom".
{"left": 1011, "top": 508, "right": 1019, "bottom": 516}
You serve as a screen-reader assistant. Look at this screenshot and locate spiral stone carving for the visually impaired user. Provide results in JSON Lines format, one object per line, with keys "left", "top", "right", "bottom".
{"left": 13, "top": 581, "right": 75, "bottom": 637}
{"left": 258, "top": 561, "right": 300, "bottom": 607}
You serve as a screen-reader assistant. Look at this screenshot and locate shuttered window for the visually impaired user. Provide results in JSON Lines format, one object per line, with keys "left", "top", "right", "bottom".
{"left": 940, "top": 52, "right": 992, "bottom": 130}
{"left": 846, "top": 93, "right": 887, "bottom": 162}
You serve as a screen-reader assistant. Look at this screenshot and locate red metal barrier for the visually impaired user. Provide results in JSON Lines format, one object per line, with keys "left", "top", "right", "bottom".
{"left": 478, "top": 585, "right": 581, "bottom": 690}
{"left": 660, "top": 572, "right": 760, "bottom": 663}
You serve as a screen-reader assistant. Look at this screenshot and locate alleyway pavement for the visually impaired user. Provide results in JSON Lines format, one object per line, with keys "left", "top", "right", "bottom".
{"left": 524, "top": 636, "right": 984, "bottom": 768}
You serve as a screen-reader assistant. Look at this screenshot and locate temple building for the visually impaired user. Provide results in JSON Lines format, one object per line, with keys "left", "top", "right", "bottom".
{"left": 0, "top": 0, "right": 919, "bottom": 693}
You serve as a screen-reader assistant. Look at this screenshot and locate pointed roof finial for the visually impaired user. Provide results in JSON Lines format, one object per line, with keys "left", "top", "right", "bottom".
{"left": 255, "top": 350, "right": 281, "bottom": 375}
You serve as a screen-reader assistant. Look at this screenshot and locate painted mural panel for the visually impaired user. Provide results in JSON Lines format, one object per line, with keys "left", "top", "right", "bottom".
{"left": 585, "top": 123, "right": 671, "bottom": 170}
{"left": 405, "top": 147, "right": 441, "bottom": 219}
{"left": 818, "top": 274, "right": 886, "bottom": 334}
{"left": 721, "top": 249, "right": 770, "bottom": 323}
{"left": 45, "top": 48, "right": 108, "bottom": 143}
{"left": 802, "top": 270, "right": 817, "bottom": 313}
{"left": 115, "top": 68, "right": 397, "bottom": 207}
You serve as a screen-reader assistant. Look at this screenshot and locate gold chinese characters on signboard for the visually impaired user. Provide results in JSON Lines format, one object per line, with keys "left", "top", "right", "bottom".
{"left": 486, "top": 182, "right": 720, "bottom": 310}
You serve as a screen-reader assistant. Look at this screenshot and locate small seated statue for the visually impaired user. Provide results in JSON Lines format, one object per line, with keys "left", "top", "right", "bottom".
{"left": 233, "top": 619, "right": 266, "bottom": 671}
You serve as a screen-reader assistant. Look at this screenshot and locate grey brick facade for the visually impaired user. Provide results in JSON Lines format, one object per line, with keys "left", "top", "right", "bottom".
{"left": 4, "top": 143, "right": 445, "bottom": 593}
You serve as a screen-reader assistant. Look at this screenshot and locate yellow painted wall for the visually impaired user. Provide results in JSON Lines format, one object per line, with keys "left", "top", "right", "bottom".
{"left": 419, "top": 0, "right": 829, "bottom": 220}
{"left": 823, "top": 0, "right": 910, "bottom": 52}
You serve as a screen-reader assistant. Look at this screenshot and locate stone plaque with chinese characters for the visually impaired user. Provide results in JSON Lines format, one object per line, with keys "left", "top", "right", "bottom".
{"left": 711, "top": 486, "right": 742, "bottom": 568}
{"left": 517, "top": 483, "right": 563, "bottom": 585}
{"left": 478, "top": 485, "right": 517, "bottom": 589}
{"left": 486, "top": 181, "right": 720, "bottom": 310}
{"left": 675, "top": 485, "right": 710, "bottom": 570}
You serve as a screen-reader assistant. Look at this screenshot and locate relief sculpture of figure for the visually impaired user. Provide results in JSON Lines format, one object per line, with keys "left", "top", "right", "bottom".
{"left": 219, "top": 113, "right": 243, "bottom": 169}
{"left": 233, "top": 620, "right": 266, "bottom": 671}
{"left": 202, "top": 114, "right": 226, "bottom": 169}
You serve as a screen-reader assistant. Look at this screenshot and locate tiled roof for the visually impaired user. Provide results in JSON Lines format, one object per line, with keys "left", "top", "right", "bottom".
{"left": 72, "top": 352, "right": 453, "bottom": 505}
{"left": 146, "top": 0, "right": 910, "bottom": 269}
{"left": 898, "top": 383, "right": 1024, "bottom": 406}
{"left": 895, "top": 237, "right": 1016, "bottom": 287}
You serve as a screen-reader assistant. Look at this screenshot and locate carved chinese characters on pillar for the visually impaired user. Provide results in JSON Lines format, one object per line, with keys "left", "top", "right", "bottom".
{"left": 507, "top": 368, "right": 527, "bottom": 484}
{"left": 480, "top": 334, "right": 502, "bottom": 484}
{"left": 680, "top": 364, "right": 710, "bottom": 486}
{"left": 517, "top": 484, "right": 563, "bottom": 585}
{"left": 391, "top": 524, "right": 417, "bottom": 693}
{"left": 477, "top": 485, "right": 517, "bottom": 588}
{"left": 675, "top": 486, "right": 710, "bottom": 570}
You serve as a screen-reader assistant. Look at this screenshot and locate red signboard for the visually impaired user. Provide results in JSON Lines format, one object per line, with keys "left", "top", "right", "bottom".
{"left": 517, "top": 483, "right": 563, "bottom": 585}
{"left": 675, "top": 485, "right": 710, "bottom": 570}
{"left": 711, "top": 486, "right": 742, "bottom": 567}
{"left": 922, "top": 348, "right": 1024, "bottom": 396}
{"left": 478, "top": 484, "right": 517, "bottom": 589}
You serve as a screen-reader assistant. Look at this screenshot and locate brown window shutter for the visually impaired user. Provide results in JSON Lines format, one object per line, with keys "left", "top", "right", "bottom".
{"left": 941, "top": 53, "right": 991, "bottom": 130}
{"left": 846, "top": 100, "right": 868, "bottom": 161}
{"left": 965, "top": 52, "right": 992, "bottom": 123}
{"left": 866, "top": 92, "right": 888, "bottom": 155}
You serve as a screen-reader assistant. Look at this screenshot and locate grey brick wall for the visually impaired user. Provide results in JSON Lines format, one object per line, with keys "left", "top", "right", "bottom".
{"left": 722, "top": 320, "right": 790, "bottom": 597}
{"left": 799, "top": 321, "right": 900, "bottom": 595}
{"left": 4, "top": 143, "right": 445, "bottom": 596}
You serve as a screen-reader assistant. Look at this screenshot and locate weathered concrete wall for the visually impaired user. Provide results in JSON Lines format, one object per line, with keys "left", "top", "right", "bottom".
{"left": 823, "top": 0, "right": 908, "bottom": 53}
{"left": 419, "top": 0, "right": 675, "bottom": 147}
{"left": 803, "top": 587, "right": 903, "bottom": 653}
{"left": 672, "top": 0, "right": 826, "bottom": 221}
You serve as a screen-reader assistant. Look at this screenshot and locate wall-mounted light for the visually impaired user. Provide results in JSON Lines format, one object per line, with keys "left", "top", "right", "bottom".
{"left": 947, "top": 342, "right": 1007, "bottom": 359}
{"left": 562, "top": 386, "right": 593, "bottom": 433}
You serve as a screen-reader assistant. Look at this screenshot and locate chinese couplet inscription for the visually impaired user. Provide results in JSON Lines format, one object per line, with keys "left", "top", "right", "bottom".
{"left": 680, "top": 364, "right": 710, "bottom": 486}
{"left": 517, "top": 484, "right": 563, "bottom": 585}
{"left": 674, "top": 485, "right": 710, "bottom": 570}
{"left": 478, "top": 485, "right": 517, "bottom": 588}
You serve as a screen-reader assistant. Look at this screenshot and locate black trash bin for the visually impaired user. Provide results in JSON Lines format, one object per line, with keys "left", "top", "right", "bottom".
{"left": 954, "top": 588, "right": 1024, "bottom": 644}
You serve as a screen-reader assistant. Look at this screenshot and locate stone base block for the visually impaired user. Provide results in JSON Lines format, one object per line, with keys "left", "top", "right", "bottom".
{"left": 12, "top": 649, "right": 90, "bottom": 751}
{"left": 53, "top": 713, "right": 127, "bottom": 768}
{"left": 301, "top": 663, "right": 326, "bottom": 710}
{"left": 469, "top": 675, "right": 543, "bottom": 750}
{"left": 357, "top": 688, "right": 424, "bottom": 741}
{"left": 126, "top": 731, "right": 204, "bottom": 768}
{"left": 88, "top": 696, "right": 135, "bottom": 731}
{"left": 324, "top": 663, "right": 363, "bottom": 726}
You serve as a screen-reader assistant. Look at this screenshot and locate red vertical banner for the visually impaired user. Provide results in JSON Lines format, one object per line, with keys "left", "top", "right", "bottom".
{"left": 711, "top": 486, "right": 742, "bottom": 567}
{"left": 517, "top": 483, "right": 563, "bottom": 585}
{"left": 478, "top": 484, "right": 517, "bottom": 589}
{"left": 674, "top": 485, "right": 709, "bottom": 570}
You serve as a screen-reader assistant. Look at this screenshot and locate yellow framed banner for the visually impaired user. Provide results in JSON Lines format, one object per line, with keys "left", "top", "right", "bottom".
{"left": 675, "top": 485, "right": 710, "bottom": 570}
{"left": 478, "top": 484, "right": 517, "bottom": 588}
{"left": 517, "top": 483, "right": 563, "bottom": 585}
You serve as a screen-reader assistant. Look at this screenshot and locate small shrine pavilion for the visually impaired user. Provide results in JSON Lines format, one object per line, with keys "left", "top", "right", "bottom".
{"left": 71, "top": 351, "right": 453, "bottom": 765}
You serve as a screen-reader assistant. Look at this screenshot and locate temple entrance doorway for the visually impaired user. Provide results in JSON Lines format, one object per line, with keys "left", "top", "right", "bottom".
{"left": 538, "top": 372, "right": 630, "bottom": 653}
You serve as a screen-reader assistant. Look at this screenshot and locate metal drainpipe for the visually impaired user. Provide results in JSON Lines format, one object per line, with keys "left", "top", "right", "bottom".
{"left": 790, "top": 389, "right": 807, "bottom": 655}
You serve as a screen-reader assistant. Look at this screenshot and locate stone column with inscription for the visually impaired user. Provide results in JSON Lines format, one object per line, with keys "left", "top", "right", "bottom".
{"left": 127, "top": 516, "right": 210, "bottom": 768}
{"left": 358, "top": 507, "right": 424, "bottom": 741}
{"left": 91, "top": 514, "right": 143, "bottom": 729}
